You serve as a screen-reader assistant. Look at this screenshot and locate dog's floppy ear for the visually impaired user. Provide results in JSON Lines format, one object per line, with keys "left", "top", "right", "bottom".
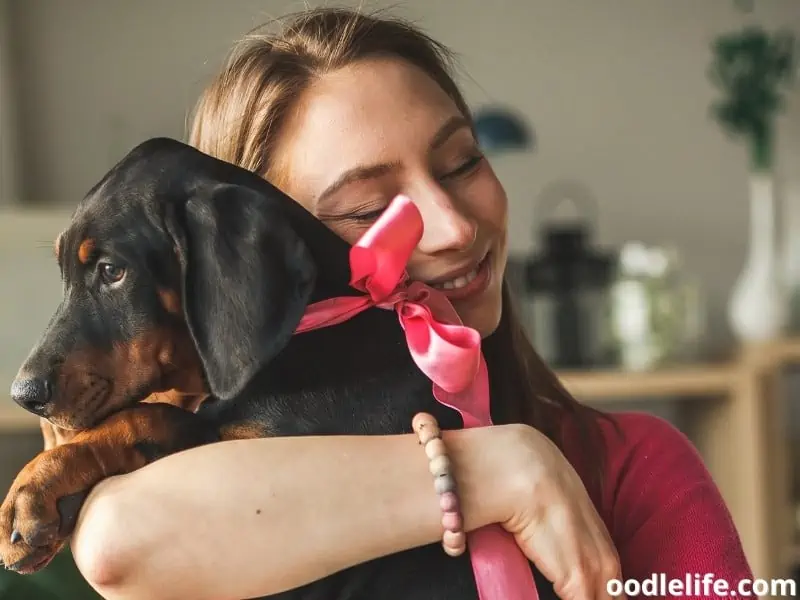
{"left": 165, "top": 182, "right": 316, "bottom": 401}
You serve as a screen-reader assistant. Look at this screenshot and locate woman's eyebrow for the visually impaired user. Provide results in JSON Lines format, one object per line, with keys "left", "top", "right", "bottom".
{"left": 429, "top": 115, "right": 471, "bottom": 151}
{"left": 315, "top": 161, "right": 399, "bottom": 207}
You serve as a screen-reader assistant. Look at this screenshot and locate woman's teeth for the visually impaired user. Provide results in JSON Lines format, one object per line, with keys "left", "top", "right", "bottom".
{"left": 432, "top": 266, "right": 480, "bottom": 291}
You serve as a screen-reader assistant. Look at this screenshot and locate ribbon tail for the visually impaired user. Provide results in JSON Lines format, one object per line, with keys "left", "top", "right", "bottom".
{"left": 432, "top": 358, "right": 491, "bottom": 428}
{"left": 432, "top": 360, "right": 540, "bottom": 600}
{"left": 469, "top": 527, "right": 541, "bottom": 600}
{"left": 295, "top": 297, "right": 373, "bottom": 333}
{"left": 400, "top": 305, "right": 482, "bottom": 396}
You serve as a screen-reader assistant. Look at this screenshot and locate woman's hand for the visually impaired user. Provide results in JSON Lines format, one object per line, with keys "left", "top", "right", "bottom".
{"left": 497, "top": 425, "right": 624, "bottom": 600}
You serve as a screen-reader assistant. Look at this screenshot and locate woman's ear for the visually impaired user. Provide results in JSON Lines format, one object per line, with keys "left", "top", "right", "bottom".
{"left": 165, "top": 182, "right": 316, "bottom": 401}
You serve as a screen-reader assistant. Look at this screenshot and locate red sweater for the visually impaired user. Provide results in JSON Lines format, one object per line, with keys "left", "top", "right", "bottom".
{"left": 563, "top": 411, "right": 755, "bottom": 599}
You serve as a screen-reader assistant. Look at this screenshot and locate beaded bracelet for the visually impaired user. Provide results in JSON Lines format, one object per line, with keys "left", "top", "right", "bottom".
{"left": 412, "top": 412, "right": 467, "bottom": 557}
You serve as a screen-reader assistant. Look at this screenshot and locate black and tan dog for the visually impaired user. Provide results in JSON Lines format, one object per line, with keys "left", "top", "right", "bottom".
{"left": 0, "top": 138, "right": 555, "bottom": 599}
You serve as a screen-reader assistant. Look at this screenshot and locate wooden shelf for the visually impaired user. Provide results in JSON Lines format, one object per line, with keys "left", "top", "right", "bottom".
{"left": 555, "top": 337, "right": 800, "bottom": 402}
{"left": 557, "top": 363, "right": 736, "bottom": 400}
{"left": 760, "top": 337, "right": 800, "bottom": 364}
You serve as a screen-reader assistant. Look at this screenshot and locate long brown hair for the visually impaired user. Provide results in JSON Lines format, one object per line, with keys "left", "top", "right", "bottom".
{"left": 187, "top": 6, "right": 613, "bottom": 494}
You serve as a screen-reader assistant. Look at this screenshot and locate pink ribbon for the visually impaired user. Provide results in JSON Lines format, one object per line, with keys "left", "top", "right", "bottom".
{"left": 295, "top": 195, "right": 539, "bottom": 600}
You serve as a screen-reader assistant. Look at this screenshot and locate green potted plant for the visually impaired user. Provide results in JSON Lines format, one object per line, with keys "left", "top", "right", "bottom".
{"left": 707, "top": 24, "right": 795, "bottom": 341}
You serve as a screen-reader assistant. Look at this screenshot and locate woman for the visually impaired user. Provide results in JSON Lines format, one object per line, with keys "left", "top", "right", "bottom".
{"left": 70, "top": 8, "right": 752, "bottom": 600}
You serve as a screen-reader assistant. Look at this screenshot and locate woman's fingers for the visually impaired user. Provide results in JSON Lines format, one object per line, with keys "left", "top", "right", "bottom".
{"left": 514, "top": 503, "right": 577, "bottom": 588}
{"left": 553, "top": 504, "right": 616, "bottom": 600}
{"left": 577, "top": 493, "right": 622, "bottom": 600}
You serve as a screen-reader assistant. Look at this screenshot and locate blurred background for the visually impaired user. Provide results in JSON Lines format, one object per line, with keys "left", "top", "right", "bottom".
{"left": 0, "top": 0, "right": 799, "bottom": 597}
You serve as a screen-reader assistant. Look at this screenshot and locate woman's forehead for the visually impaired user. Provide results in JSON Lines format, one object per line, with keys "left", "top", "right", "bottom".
{"left": 276, "top": 57, "right": 462, "bottom": 201}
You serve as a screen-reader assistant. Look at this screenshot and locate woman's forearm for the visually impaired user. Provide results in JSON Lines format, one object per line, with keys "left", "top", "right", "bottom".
{"left": 71, "top": 426, "right": 525, "bottom": 600}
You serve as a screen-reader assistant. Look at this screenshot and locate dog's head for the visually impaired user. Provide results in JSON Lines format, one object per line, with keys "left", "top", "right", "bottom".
{"left": 10, "top": 137, "right": 350, "bottom": 430}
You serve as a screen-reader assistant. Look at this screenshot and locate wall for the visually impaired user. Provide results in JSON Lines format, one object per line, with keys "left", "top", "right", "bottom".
{"left": 0, "top": 211, "right": 70, "bottom": 379}
{"left": 0, "top": 0, "right": 21, "bottom": 205}
{"left": 0, "top": 208, "right": 71, "bottom": 488}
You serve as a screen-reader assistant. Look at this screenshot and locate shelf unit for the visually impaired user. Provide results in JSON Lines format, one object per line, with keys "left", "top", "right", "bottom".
{"left": 557, "top": 337, "right": 800, "bottom": 583}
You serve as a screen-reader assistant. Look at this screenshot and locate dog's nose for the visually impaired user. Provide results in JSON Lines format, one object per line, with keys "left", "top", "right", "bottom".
{"left": 10, "top": 376, "right": 52, "bottom": 416}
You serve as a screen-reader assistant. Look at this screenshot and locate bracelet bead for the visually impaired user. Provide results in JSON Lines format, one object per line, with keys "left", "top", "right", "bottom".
{"left": 442, "top": 529, "right": 467, "bottom": 556}
{"left": 443, "top": 544, "right": 465, "bottom": 558}
{"left": 417, "top": 424, "right": 441, "bottom": 446}
{"left": 428, "top": 454, "right": 450, "bottom": 477}
{"left": 441, "top": 511, "right": 463, "bottom": 532}
{"left": 433, "top": 472, "right": 456, "bottom": 494}
{"left": 424, "top": 438, "right": 446, "bottom": 460}
{"left": 412, "top": 412, "right": 438, "bottom": 434}
{"left": 439, "top": 491, "right": 459, "bottom": 513}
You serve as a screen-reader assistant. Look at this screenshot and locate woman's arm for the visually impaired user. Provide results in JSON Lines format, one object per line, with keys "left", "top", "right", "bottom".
{"left": 71, "top": 425, "right": 527, "bottom": 600}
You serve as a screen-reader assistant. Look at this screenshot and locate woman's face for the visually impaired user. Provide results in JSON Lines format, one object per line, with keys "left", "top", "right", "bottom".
{"left": 273, "top": 57, "right": 509, "bottom": 337}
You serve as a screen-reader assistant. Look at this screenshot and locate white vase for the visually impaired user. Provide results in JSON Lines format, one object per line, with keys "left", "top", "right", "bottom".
{"left": 727, "top": 171, "right": 786, "bottom": 342}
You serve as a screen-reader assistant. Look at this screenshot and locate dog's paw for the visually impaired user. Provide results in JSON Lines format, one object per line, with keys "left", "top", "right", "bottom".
{"left": 0, "top": 448, "right": 93, "bottom": 574}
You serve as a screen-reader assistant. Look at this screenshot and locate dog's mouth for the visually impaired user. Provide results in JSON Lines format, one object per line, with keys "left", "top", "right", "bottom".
{"left": 47, "top": 386, "right": 152, "bottom": 431}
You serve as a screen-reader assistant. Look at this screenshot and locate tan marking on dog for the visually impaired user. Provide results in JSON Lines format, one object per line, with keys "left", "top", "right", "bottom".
{"left": 49, "top": 326, "right": 206, "bottom": 430}
{"left": 77, "top": 239, "right": 95, "bottom": 264}
{"left": 220, "top": 422, "right": 271, "bottom": 441}
{"left": 143, "top": 389, "right": 208, "bottom": 412}
{"left": 158, "top": 288, "right": 181, "bottom": 315}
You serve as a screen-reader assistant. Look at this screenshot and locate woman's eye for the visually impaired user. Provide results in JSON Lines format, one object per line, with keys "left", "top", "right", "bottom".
{"left": 349, "top": 208, "right": 386, "bottom": 222}
{"left": 99, "top": 262, "right": 126, "bottom": 284}
{"left": 442, "top": 154, "right": 484, "bottom": 180}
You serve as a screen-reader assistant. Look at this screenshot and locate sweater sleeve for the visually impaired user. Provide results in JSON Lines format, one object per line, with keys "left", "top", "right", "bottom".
{"left": 571, "top": 411, "right": 754, "bottom": 599}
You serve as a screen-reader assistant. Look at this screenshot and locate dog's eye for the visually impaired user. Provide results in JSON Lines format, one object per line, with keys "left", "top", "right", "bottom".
{"left": 98, "top": 262, "right": 126, "bottom": 284}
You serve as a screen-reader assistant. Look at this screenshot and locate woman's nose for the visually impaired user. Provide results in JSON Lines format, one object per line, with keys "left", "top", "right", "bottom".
{"left": 415, "top": 189, "right": 478, "bottom": 254}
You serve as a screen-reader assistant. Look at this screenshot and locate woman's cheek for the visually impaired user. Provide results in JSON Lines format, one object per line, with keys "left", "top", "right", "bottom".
{"left": 464, "top": 175, "right": 508, "bottom": 226}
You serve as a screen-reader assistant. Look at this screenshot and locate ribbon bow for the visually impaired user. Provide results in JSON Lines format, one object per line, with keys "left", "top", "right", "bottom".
{"left": 295, "top": 195, "right": 539, "bottom": 600}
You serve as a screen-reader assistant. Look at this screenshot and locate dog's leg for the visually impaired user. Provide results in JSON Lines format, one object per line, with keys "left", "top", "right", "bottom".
{"left": 38, "top": 391, "right": 207, "bottom": 451}
{"left": 0, "top": 402, "right": 217, "bottom": 574}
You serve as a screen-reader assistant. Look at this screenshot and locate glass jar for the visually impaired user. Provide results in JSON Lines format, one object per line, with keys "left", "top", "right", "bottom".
{"left": 608, "top": 242, "right": 705, "bottom": 371}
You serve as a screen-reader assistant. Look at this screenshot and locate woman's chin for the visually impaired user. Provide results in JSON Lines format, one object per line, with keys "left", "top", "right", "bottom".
{"left": 458, "top": 302, "right": 502, "bottom": 339}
